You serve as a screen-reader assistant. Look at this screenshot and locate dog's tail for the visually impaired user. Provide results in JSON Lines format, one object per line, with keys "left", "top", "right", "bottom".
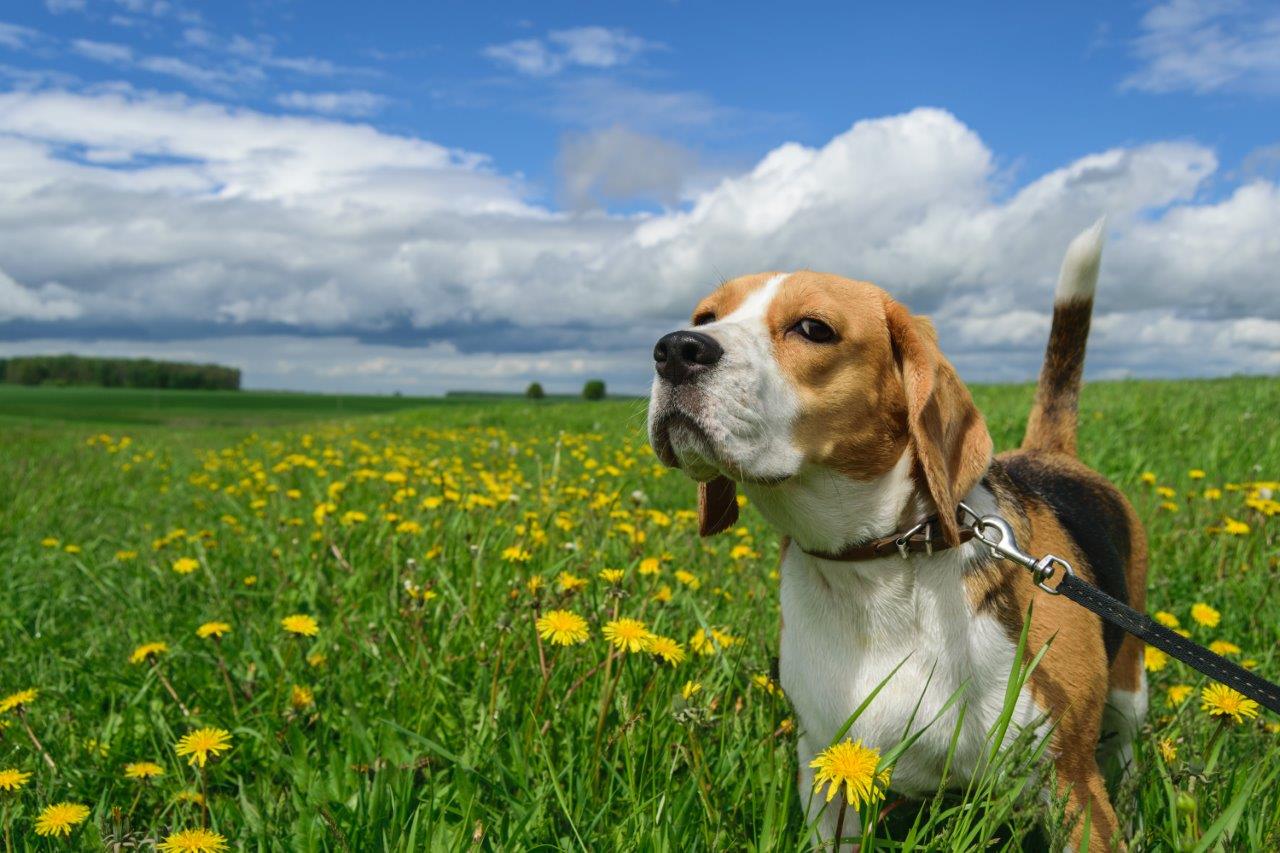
{"left": 1021, "top": 218, "right": 1105, "bottom": 457}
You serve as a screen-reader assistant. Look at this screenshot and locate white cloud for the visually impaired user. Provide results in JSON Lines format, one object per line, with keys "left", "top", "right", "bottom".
{"left": 557, "top": 125, "right": 695, "bottom": 209}
{"left": 1124, "top": 0, "right": 1280, "bottom": 94}
{"left": 547, "top": 77, "right": 736, "bottom": 132}
{"left": 45, "top": 0, "right": 88, "bottom": 13}
{"left": 226, "top": 34, "right": 338, "bottom": 76}
{"left": 0, "top": 91, "right": 1277, "bottom": 388}
{"left": 484, "top": 26, "right": 659, "bottom": 76}
{"left": 0, "top": 266, "right": 82, "bottom": 322}
{"left": 275, "top": 89, "right": 389, "bottom": 117}
{"left": 72, "top": 39, "right": 135, "bottom": 63}
{"left": 0, "top": 22, "right": 40, "bottom": 50}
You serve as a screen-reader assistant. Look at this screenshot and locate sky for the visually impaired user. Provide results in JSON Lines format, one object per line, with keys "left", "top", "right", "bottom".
{"left": 0, "top": 0, "right": 1277, "bottom": 394}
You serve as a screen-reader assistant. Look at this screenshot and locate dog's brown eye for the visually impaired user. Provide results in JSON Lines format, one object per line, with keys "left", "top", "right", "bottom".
{"left": 692, "top": 312, "right": 715, "bottom": 326}
{"left": 792, "top": 318, "right": 836, "bottom": 343}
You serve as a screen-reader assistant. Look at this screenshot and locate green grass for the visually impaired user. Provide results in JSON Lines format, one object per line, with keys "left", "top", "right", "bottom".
{"left": 1, "top": 377, "right": 1278, "bottom": 850}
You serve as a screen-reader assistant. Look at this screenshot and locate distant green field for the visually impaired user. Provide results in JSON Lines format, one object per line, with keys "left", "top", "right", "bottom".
{"left": 1, "top": 377, "right": 1277, "bottom": 850}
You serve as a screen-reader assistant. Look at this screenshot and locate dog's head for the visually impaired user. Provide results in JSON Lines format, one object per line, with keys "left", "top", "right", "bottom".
{"left": 647, "top": 271, "right": 992, "bottom": 545}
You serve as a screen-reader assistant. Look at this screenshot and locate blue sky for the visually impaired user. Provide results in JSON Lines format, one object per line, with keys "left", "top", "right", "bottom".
{"left": 1, "top": 0, "right": 1278, "bottom": 392}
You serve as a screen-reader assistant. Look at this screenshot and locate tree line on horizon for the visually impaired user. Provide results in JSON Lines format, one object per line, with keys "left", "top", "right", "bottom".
{"left": 0, "top": 355, "right": 241, "bottom": 391}
{"left": 525, "top": 380, "right": 606, "bottom": 400}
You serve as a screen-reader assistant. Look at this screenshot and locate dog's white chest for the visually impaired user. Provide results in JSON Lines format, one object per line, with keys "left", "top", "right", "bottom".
{"left": 778, "top": 544, "right": 1045, "bottom": 796}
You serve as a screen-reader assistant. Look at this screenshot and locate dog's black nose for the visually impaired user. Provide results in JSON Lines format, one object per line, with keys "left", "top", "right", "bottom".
{"left": 654, "top": 330, "right": 723, "bottom": 384}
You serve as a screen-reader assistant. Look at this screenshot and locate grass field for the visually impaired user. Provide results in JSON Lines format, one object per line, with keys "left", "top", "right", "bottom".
{"left": 1, "top": 378, "right": 1278, "bottom": 850}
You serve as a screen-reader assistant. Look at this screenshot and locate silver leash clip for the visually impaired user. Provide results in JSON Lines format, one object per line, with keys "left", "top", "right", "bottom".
{"left": 957, "top": 502, "right": 1074, "bottom": 595}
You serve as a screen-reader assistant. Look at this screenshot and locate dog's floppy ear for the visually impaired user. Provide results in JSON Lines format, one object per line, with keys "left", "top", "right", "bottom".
{"left": 698, "top": 476, "right": 739, "bottom": 537}
{"left": 884, "top": 298, "right": 992, "bottom": 546}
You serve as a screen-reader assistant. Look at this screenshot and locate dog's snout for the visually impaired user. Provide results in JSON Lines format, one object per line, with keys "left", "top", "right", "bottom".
{"left": 653, "top": 330, "right": 723, "bottom": 384}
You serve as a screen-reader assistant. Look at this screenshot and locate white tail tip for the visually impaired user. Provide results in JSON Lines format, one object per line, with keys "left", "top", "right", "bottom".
{"left": 1055, "top": 216, "right": 1106, "bottom": 304}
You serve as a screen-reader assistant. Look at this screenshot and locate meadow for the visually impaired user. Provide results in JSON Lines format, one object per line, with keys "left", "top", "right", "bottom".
{"left": 1, "top": 377, "right": 1278, "bottom": 851}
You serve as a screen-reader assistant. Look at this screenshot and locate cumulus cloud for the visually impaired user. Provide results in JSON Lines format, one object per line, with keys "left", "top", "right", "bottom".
{"left": 1124, "top": 0, "right": 1280, "bottom": 94}
{"left": 0, "top": 88, "right": 1277, "bottom": 390}
{"left": 484, "top": 26, "right": 660, "bottom": 76}
{"left": 0, "top": 267, "right": 81, "bottom": 322}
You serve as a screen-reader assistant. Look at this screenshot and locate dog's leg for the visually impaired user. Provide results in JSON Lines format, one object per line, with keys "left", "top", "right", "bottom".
{"left": 1100, "top": 653, "right": 1146, "bottom": 786}
{"left": 797, "top": 736, "right": 861, "bottom": 852}
{"left": 1054, "top": 758, "right": 1123, "bottom": 852}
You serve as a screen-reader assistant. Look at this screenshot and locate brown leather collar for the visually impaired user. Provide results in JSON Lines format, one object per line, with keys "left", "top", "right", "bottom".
{"left": 800, "top": 515, "right": 977, "bottom": 562}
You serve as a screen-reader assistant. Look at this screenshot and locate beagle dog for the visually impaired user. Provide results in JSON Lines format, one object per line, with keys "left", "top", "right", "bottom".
{"left": 647, "top": 222, "right": 1146, "bottom": 851}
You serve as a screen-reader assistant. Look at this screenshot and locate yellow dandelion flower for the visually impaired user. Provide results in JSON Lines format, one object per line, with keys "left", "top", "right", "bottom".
{"left": 1156, "top": 486, "right": 1176, "bottom": 498}
{"left": 115, "top": 549, "right": 138, "bottom": 561}
{"left": 0, "top": 768, "right": 31, "bottom": 792}
{"left": 1220, "top": 517, "right": 1250, "bottom": 535}
{"left": 1159, "top": 501, "right": 1179, "bottom": 512}
{"left": 158, "top": 827, "right": 228, "bottom": 852}
{"left": 674, "top": 569, "right": 701, "bottom": 590}
{"left": 1158, "top": 738, "right": 1178, "bottom": 763}
{"left": 689, "top": 627, "right": 739, "bottom": 656}
{"left": 0, "top": 688, "right": 37, "bottom": 714}
{"left": 129, "top": 642, "right": 169, "bottom": 665}
{"left": 778, "top": 718, "right": 795, "bottom": 735}
{"left": 174, "top": 727, "right": 232, "bottom": 767}
{"left": 40, "top": 537, "right": 60, "bottom": 548}
{"left": 1188, "top": 469, "right": 1205, "bottom": 480}
{"left": 652, "top": 584, "right": 673, "bottom": 603}
{"left": 556, "top": 571, "right": 588, "bottom": 592}
{"left": 645, "top": 635, "right": 686, "bottom": 666}
{"left": 638, "top": 558, "right": 661, "bottom": 575}
{"left": 598, "top": 568, "right": 625, "bottom": 584}
{"left": 290, "top": 685, "right": 315, "bottom": 710}
{"left": 536, "top": 610, "right": 590, "bottom": 646}
{"left": 752, "top": 673, "right": 780, "bottom": 695}
{"left": 124, "top": 761, "right": 165, "bottom": 780}
{"left": 196, "top": 621, "right": 231, "bottom": 639}
{"left": 602, "top": 618, "right": 652, "bottom": 653}
{"left": 1166, "top": 684, "right": 1192, "bottom": 707}
{"left": 281, "top": 614, "right": 319, "bottom": 637}
{"left": 1153, "top": 611, "right": 1180, "bottom": 628}
{"left": 1144, "top": 646, "right": 1169, "bottom": 672}
{"left": 681, "top": 681, "right": 702, "bottom": 700}
{"left": 809, "top": 740, "right": 891, "bottom": 807}
{"left": 34, "top": 802, "right": 90, "bottom": 837}
{"left": 171, "top": 557, "right": 200, "bottom": 574}
{"left": 1209, "top": 640, "right": 1241, "bottom": 656}
{"left": 1190, "top": 602, "right": 1220, "bottom": 628}
{"left": 173, "top": 789, "right": 205, "bottom": 805}
{"left": 63, "top": 544, "right": 81, "bottom": 554}
{"left": 1203, "top": 487, "right": 1222, "bottom": 500}
{"left": 1200, "top": 683, "right": 1259, "bottom": 724}
{"left": 243, "top": 575, "right": 257, "bottom": 586}
{"left": 502, "top": 545, "right": 531, "bottom": 563}
{"left": 1139, "top": 472, "right": 1157, "bottom": 485}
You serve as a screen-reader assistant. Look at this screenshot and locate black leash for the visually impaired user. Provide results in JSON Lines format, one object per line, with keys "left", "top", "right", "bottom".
{"left": 960, "top": 504, "right": 1280, "bottom": 716}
